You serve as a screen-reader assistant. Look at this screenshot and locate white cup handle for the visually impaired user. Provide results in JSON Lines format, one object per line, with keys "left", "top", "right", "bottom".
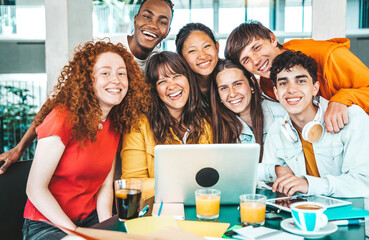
{"left": 317, "top": 213, "right": 328, "bottom": 229}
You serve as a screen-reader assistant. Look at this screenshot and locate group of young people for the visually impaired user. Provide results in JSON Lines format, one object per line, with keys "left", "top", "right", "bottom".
{"left": 1, "top": 0, "right": 369, "bottom": 239}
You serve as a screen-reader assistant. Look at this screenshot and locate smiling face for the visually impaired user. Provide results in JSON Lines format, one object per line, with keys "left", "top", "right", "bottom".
{"left": 273, "top": 65, "right": 320, "bottom": 120}
{"left": 92, "top": 52, "right": 128, "bottom": 116}
{"left": 133, "top": 0, "right": 172, "bottom": 51}
{"left": 216, "top": 68, "right": 253, "bottom": 118}
{"left": 156, "top": 68, "right": 190, "bottom": 120}
{"left": 181, "top": 31, "right": 219, "bottom": 79}
{"left": 238, "top": 34, "right": 282, "bottom": 79}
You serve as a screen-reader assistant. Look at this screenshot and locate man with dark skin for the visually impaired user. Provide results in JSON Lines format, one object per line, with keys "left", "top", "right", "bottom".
{"left": 110, "top": 0, "right": 173, "bottom": 69}
{"left": 0, "top": 0, "right": 174, "bottom": 174}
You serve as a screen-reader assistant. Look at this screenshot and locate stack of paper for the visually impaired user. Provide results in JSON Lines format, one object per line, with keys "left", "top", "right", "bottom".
{"left": 233, "top": 226, "right": 303, "bottom": 240}
{"left": 125, "top": 216, "right": 230, "bottom": 238}
{"left": 125, "top": 216, "right": 179, "bottom": 236}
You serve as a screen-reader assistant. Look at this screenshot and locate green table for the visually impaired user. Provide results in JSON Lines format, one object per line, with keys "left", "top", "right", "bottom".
{"left": 93, "top": 190, "right": 366, "bottom": 239}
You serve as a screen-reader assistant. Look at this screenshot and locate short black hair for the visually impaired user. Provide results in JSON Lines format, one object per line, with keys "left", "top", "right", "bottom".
{"left": 175, "top": 23, "right": 216, "bottom": 56}
{"left": 138, "top": 0, "right": 174, "bottom": 21}
{"left": 270, "top": 50, "right": 318, "bottom": 87}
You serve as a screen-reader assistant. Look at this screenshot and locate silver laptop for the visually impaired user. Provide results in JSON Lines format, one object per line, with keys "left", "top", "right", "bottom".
{"left": 154, "top": 144, "right": 260, "bottom": 205}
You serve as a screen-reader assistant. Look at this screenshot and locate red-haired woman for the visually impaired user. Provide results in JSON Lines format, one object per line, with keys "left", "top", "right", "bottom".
{"left": 22, "top": 41, "right": 151, "bottom": 239}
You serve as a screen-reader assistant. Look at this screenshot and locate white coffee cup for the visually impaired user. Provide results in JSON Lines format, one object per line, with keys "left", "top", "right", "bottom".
{"left": 290, "top": 201, "right": 328, "bottom": 232}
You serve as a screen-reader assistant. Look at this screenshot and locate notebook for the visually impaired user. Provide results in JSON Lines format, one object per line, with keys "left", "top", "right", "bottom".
{"left": 124, "top": 216, "right": 230, "bottom": 238}
{"left": 152, "top": 203, "right": 185, "bottom": 220}
{"left": 155, "top": 144, "right": 260, "bottom": 205}
{"left": 234, "top": 226, "right": 303, "bottom": 240}
{"left": 324, "top": 205, "right": 369, "bottom": 220}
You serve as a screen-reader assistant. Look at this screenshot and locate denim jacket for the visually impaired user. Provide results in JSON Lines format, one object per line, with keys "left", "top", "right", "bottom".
{"left": 259, "top": 97, "right": 369, "bottom": 197}
{"left": 238, "top": 99, "right": 286, "bottom": 144}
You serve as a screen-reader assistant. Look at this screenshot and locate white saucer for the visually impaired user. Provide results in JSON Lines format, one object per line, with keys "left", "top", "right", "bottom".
{"left": 280, "top": 218, "right": 338, "bottom": 239}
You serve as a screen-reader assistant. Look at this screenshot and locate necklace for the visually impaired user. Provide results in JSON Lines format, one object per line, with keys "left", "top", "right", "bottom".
{"left": 98, "top": 116, "right": 107, "bottom": 130}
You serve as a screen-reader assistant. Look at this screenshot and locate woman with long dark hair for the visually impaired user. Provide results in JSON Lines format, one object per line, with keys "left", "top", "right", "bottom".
{"left": 176, "top": 22, "right": 219, "bottom": 113}
{"left": 210, "top": 59, "right": 285, "bottom": 162}
{"left": 121, "top": 51, "right": 212, "bottom": 201}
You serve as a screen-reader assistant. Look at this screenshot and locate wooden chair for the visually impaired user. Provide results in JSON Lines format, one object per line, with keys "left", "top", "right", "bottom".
{"left": 0, "top": 160, "right": 32, "bottom": 240}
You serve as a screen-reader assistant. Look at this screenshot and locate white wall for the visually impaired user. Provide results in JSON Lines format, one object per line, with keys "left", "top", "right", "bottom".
{"left": 44, "top": 0, "right": 93, "bottom": 93}
{"left": 312, "top": 0, "right": 346, "bottom": 40}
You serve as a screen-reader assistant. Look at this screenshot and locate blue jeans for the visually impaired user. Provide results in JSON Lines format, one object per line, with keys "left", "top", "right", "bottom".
{"left": 22, "top": 210, "right": 99, "bottom": 240}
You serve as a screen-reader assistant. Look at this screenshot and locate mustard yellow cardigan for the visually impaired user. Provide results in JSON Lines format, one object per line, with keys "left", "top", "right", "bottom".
{"left": 120, "top": 115, "right": 213, "bottom": 202}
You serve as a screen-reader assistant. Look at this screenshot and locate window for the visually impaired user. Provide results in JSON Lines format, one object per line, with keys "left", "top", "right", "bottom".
{"left": 91, "top": 0, "right": 316, "bottom": 51}
{"left": 359, "top": 0, "right": 369, "bottom": 28}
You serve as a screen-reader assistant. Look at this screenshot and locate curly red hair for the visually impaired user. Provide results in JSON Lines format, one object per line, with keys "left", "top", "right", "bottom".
{"left": 33, "top": 41, "right": 151, "bottom": 143}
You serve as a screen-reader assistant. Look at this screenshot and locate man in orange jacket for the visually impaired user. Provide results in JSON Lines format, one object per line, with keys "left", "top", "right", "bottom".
{"left": 225, "top": 20, "right": 369, "bottom": 134}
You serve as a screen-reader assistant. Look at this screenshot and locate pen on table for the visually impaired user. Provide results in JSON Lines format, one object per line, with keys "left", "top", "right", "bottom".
{"left": 158, "top": 202, "right": 163, "bottom": 216}
{"left": 329, "top": 219, "right": 366, "bottom": 226}
{"left": 138, "top": 205, "right": 149, "bottom": 217}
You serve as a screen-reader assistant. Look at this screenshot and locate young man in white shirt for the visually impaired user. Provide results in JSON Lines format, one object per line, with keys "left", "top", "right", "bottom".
{"left": 260, "top": 50, "right": 369, "bottom": 197}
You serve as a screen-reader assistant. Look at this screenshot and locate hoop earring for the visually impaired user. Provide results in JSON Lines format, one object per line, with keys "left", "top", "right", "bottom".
{"left": 251, "top": 89, "right": 255, "bottom": 94}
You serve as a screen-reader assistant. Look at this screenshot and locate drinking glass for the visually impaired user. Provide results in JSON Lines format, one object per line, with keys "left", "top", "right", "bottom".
{"left": 195, "top": 189, "right": 221, "bottom": 220}
{"left": 240, "top": 194, "right": 266, "bottom": 226}
{"left": 114, "top": 179, "right": 142, "bottom": 221}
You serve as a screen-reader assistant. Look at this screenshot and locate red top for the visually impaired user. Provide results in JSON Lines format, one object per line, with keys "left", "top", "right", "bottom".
{"left": 24, "top": 108, "right": 120, "bottom": 222}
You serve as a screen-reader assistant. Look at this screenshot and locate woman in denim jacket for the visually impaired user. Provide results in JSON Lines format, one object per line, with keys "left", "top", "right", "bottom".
{"left": 210, "top": 59, "right": 286, "bottom": 162}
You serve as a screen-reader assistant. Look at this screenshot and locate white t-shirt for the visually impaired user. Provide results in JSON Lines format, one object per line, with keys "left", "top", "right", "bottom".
{"left": 108, "top": 34, "right": 161, "bottom": 71}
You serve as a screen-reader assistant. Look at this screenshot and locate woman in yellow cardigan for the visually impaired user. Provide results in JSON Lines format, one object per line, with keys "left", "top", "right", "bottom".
{"left": 120, "top": 51, "right": 213, "bottom": 201}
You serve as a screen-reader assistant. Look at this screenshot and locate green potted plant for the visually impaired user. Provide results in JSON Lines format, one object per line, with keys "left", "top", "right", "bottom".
{"left": 0, "top": 85, "right": 37, "bottom": 159}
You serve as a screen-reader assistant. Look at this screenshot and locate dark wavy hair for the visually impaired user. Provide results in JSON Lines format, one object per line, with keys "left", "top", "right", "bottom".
{"left": 270, "top": 50, "right": 318, "bottom": 86}
{"left": 175, "top": 22, "right": 217, "bottom": 56}
{"left": 210, "top": 59, "right": 265, "bottom": 162}
{"left": 33, "top": 41, "right": 151, "bottom": 144}
{"left": 145, "top": 51, "right": 208, "bottom": 144}
{"left": 225, "top": 20, "right": 283, "bottom": 65}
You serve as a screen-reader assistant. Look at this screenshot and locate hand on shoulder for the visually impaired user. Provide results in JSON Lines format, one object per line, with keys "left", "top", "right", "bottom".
{"left": 324, "top": 101, "right": 348, "bottom": 133}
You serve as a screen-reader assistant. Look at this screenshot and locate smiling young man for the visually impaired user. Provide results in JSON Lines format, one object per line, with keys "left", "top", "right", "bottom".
{"left": 258, "top": 50, "right": 369, "bottom": 197}
{"left": 109, "top": 0, "right": 174, "bottom": 70}
{"left": 225, "top": 20, "right": 369, "bottom": 134}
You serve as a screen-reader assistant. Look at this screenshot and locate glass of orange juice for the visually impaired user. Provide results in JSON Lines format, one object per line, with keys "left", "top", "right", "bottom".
{"left": 195, "top": 189, "right": 221, "bottom": 220}
{"left": 240, "top": 194, "right": 266, "bottom": 226}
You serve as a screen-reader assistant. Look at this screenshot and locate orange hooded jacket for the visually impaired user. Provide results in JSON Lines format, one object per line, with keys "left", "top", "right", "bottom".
{"left": 260, "top": 38, "right": 369, "bottom": 114}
